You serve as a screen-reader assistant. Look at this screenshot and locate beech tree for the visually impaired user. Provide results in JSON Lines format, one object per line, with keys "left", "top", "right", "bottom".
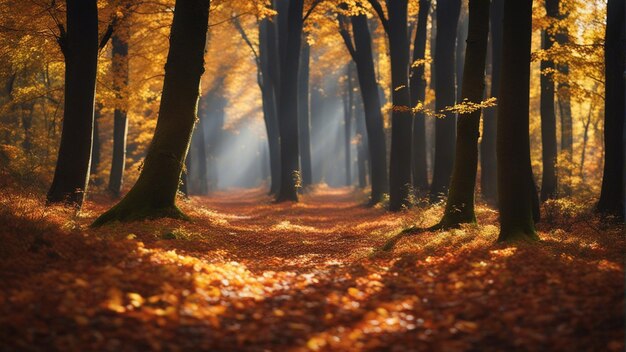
{"left": 496, "top": 0, "right": 539, "bottom": 242}
{"left": 597, "top": 0, "right": 625, "bottom": 218}
{"left": 429, "top": 0, "right": 461, "bottom": 201}
{"left": 337, "top": 8, "right": 388, "bottom": 204}
{"left": 46, "top": 0, "right": 100, "bottom": 207}
{"left": 434, "top": 0, "right": 490, "bottom": 229}
{"left": 93, "top": 0, "right": 211, "bottom": 225}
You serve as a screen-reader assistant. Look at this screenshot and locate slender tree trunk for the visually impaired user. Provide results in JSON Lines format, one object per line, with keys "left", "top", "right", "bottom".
{"left": 430, "top": 0, "right": 462, "bottom": 201}
{"left": 298, "top": 39, "right": 313, "bottom": 188}
{"left": 351, "top": 14, "right": 389, "bottom": 204}
{"left": 540, "top": 0, "right": 559, "bottom": 201}
{"left": 343, "top": 64, "right": 354, "bottom": 186}
{"left": 455, "top": 8, "right": 468, "bottom": 102}
{"left": 47, "top": 0, "right": 98, "bottom": 207}
{"left": 386, "top": 0, "right": 413, "bottom": 211}
{"left": 355, "top": 84, "right": 368, "bottom": 188}
{"left": 275, "top": 0, "right": 304, "bottom": 202}
{"left": 480, "top": 0, "right": 502, "bottom": 203}
{"left": 410, "top": 0, "right": 431, "bottom": 193}
{"left": 108, "top": 21, "right": 130, "bottom": 197}
{"left": 93, "top": 0, "right": 210, "bottom": 226}
{"left": 597, "top": 0, "right": 625, "bottom": 218}
{"left": 555, "top": 3, "right": 573, "bottom": 196}
{"left": 190, "top": 94, "right": 209, "bottom": 195}
{"left": 259, "top": 18, "right": 281, "bottom": 195}
{"left": 496, "top": 0, "right": 538, "bottom": 242}
{"left": 434, "top": 0, "right": 490, "bottom": 229}
{"left": 90, "top": 104, "right": 102, "bottom": 184}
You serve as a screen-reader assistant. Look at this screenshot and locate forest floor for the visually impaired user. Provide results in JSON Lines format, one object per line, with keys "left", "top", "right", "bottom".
{"left": 0, "top": 185, "right": 623, "bottom": 351}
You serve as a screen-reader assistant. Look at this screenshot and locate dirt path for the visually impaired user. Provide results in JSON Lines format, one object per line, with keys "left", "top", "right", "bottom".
{"left": 0, "top": 187, "right": 623, "bottom": 351}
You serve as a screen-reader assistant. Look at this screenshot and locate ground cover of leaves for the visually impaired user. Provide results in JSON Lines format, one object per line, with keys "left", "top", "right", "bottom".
{"left": 0, "top": 186, "right": 623, "bottom": 351}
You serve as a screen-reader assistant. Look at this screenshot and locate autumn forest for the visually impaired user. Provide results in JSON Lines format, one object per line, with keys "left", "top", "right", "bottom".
{"left": 0, "top": 0, "right": 624, "bottom": 350}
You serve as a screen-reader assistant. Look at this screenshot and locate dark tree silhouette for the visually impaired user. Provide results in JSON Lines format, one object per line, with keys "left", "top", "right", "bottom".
{"left": 430, "top": 0, "right": 462, "bottom": 202}
{"left": 93, "top": 0, "right": 211, "bottom": 225}
{"left": 298, "top": 40, "right": 313, "bottom": 188}
{"left": 47, "top": 0, "right": 99, "bottom": 207}
{"left": 368, "top": 0, "right": 413, "bottom": 211}
{"left": 410, "top": 0, "right": 431, "bottom": 193}
{"left": 434, "top": 0, "right": 490, "bottom": 229}
{"left": 597, "top": 0, "right": 625, "bottom": 218}
{"left": 540, "top": 0, "right": 559, "bottom": 201}
{"left": 480, "top": 0, "right": 503, "bottom": 203}
{"left": 337, "top": 11, "right": 388, "bottom": 204}
{"left": 496, "top": 0, "right": 539, "bottom": 242}
{"left": 108, "top": 17, "right": 130, "bottom": 197}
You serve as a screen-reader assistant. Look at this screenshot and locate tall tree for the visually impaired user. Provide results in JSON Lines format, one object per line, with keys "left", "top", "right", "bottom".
{"left": 410, "top": 0, "right": 431, "bottom": 193}
{"left": 434, "top": 0, "right": 490, "bottom": 229}
{"left": 480, "top": 0, "right": 502, "bottom": 203}
{"left": 108, "top": 16, "right": 131, "bottom": 197}
{"left": 540, "top": 0, "right": 559, "bottom": 201}
{"left": 367, "top": 0, "right": 413, "bottom": 211}
{"left": 46, "top": 0, "right": 99, "bottom": 207}
{"left": 429, "top": 0, "right": 462, "bottom": 201}
{"left": 555, "top": 1, "right": 573, "bottom": 196}
{"left": 298, "top": 39, "right": 313, "bottom": 188}
{"left": 337, "top": 10, "right": 389, "bottom": 204}
{"left": 597, "top": 0, "right": 625, "bottom": 218}
{"left": 275, "top": 0, "right": 319, "bottom": 201}
{"left": 496, "top": 0, "right": 539, "bottom": 242}
{"left": 93, "top": 0, "right": 211, "bottom": 225}
{"left": 343, "top": 64, "right": 355, "bottom": 186}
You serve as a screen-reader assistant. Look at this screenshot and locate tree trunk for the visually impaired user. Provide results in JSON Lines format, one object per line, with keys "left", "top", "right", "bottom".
{"left": 386, "top": 0, "right": 413, "bottom": 211}
{"left": 455, "top": 8, "right": 468, "bottom": 102}
{"left": 298, "top": 39, "right": 313, "bottom": 188}
{"left": 480, "top": 0, "right": 502, "bottom": 203}
{"left": 597, "top": 0, "right": 625, "bottom": 218}
{"left": 189, "top": 94, "right": 209, "bottom": 195}
{"left": 90, "top": 104, "right": 102, "bottom": 185}
{"left": 343, "top": 64, "right": 354, "bottom": 186}
{"left": 430, "top": 0, "right": 462, "bottom": 202}
{"left": 108, "top": 22, "right": 130, "bottom": 197}
{"left": 47, "top": 0, "right": 98, "bottom": 207}
{"left": 355, "top": 83, "right": 368, "bottom": 189}
{"left": 275, "top": 0, "right": 304, "bottom": 202}
{"left": 410, "top": 0, "right": 431, "bottom": 193}
{"left": 259, "top": 18, "right": 281, "bottom": 195}
{"left": 93, "top": 0, "right": 210, "bottom": 226}
{"left": 540, "top": 0, "right": 559, "bottom": 201}
{"left": 496, "top": 0, "right": 538, "bottom": 242}
{"left": 434, "top": 0, "right": 490, "bottom": 229}
{"left": 351, "top": 14, "right": 389, "bottom": 204}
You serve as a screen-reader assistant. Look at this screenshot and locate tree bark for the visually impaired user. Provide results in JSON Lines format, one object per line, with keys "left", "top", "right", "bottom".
{"left": 435, "top": 0, "right": 490, "bottom": 229}
{"left": 343, "top": 64, "right": 355, "bottom": 186}
{"left": 540, "top": 0, "right": 559, "bottom": 201}
{"left": 298, "top": 39, "right": 313, "bottom": 188}
{"left": 47, "top": 0, "right": 98, "bottom": 207}
{"left": 350, "top": 14, "right": 389, "bottom": 204}
{"left": 597, "top": 0, "right": 625, "bottom": 218}
{"left": 259, "top": 18, "right": 281, "bottom": 195}
{"left": 93, "top": 0, "right": 210, "bottom": 226}
{"left": 410, "top": 0, "right": 431, "bottom": 193}
{"left": 355, "top": 83, "right": 368, "bottom": 189}
{"left": 480, "top": 0, "right": 502, "bottom": 203}
{"left": 496, "top": 0, "right": 539, "bottom": 242}
{"left": 275, "top": 0, "right": 304, "bottom": 202}
{"left": 108, "top": 20, "right": 130, "bottom": 197}
{"left": 430, "top": 0, "right": 462, "bottom": 202}
{"left": 90, "top": 104, "right": 102, "bottom": 185}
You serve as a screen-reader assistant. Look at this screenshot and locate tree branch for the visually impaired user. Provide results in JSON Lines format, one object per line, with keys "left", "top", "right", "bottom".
{"left": 303, "top": 0, "right": 322, "bottom": 22}
{"left": 231, "top": 16, "right": 260, "bottom": 68}
{"left": 366, "top": 0, "right": 389, "bottom": 34}
{"left": 337, "top": 14, "right": 357, "bottom": 61}
{"left": 98, "top": 23, "right": 114, "bottom": 51}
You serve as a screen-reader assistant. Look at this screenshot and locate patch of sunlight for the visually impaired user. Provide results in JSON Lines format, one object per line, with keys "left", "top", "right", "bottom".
{"left": 489, "top": 247, "right": 518, "bottom": 258}
{"left": 271, "top": 220, "right": 318, "bottom": 233}
{"left": 596, "top": 259, "right": 621, "bottom": 272}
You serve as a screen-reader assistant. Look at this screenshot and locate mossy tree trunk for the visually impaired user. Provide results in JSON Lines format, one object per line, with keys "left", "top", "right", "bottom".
{"left": 435, "top": 0, "right": 490, "bottom": 229}
{"left": 47, "top": 0, "right": 98, "bottom": 208}
{"left": 410, "top": 0, "right": 431, "bottom": 193}
{"left": 540, "top": 0, "right": 559, "bottom": 201}
{"left": 597, "top": 0, "right": 625, "bottom": 218}
{"left": 93, "top": 0, "right": 210, "bottom": 226}
{"left": 496, "top": 0, "right": 539, "bottom": 242}
{"left": 430, "top": 0, "right": 462, "bottom": 202}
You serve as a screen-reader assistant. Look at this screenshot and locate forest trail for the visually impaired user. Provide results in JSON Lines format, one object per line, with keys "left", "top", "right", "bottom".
{"left": 0, "top": 187, "right": 624, "bottom": 351}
